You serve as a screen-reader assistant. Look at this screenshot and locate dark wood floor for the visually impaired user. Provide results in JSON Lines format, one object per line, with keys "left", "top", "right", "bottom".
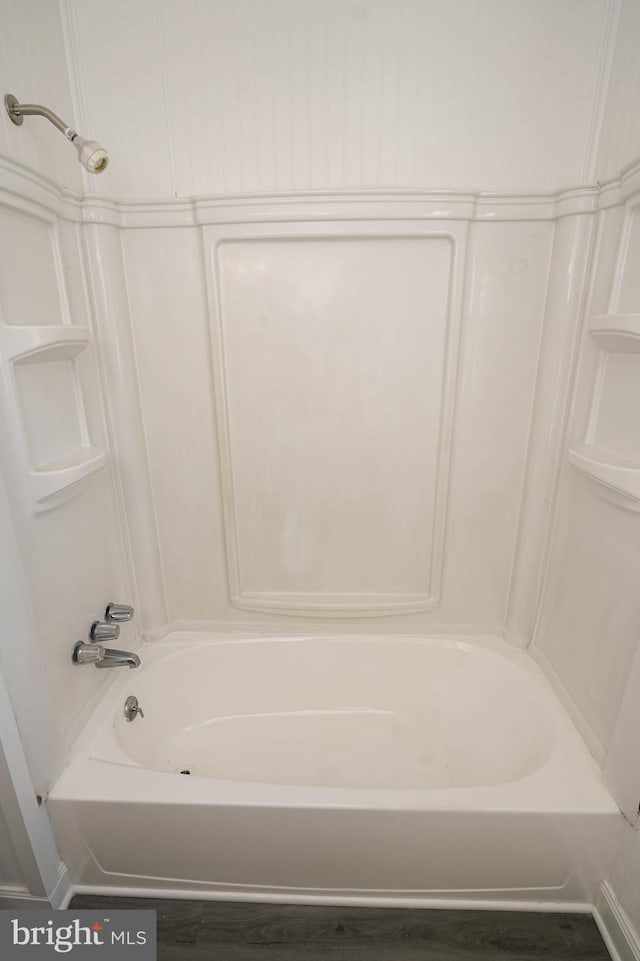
{"left": 70, "top": 896, "right": 612, "bottom": 960}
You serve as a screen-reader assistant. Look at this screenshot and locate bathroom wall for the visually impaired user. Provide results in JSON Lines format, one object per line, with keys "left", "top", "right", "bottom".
{"left": 532, "top": 0, "right": 640, "bottom": 763}
{"left": 65, "top": 0, "right": 616, "bottom": 198}
{"left": 531, "top": 171, "right": 640, "bottom": 763}
{"left": 0, "top": 0, "right": 81, "bottom": 191}
{"left": 596, "top": 0, "right": 640, "bottom": 180}
{"left": 0, "top": 0, "right": 619, "bottom": 774}
{"left": 0, "top": 0, "right": 631, "bottom": 747}
{"left": 602, "top": 823, "right": 640, "bottom": 942}
{"left": 1, "top": 0, "right": 640, "bottom": 926}
{"left": 57, "top": 0, "right": 619, "bottom": 639}
{"left": 0, "top": 803, "right": 24, "bottom": 889}
{"left": 117, "top": 208, "right": 589, "bottom": 637}
{"left": 531, "top": 0, "right": 640, "bottom": 944}
{"left": 0, "top": 0, "right": 135, "bottom": 770}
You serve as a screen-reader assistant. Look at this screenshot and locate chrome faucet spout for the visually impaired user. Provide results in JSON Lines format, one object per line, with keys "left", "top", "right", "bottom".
{"left": 95, "top": 648, "right": 141, "bottom": 669}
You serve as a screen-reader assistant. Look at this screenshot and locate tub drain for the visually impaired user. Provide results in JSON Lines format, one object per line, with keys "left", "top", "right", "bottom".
{"left": 179, "top": 768, "right": 191, "bottom": 775}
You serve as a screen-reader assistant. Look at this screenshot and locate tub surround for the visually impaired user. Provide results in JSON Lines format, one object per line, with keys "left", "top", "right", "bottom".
{"left": 2, "top": 0, "right": 640, "bottom": 935}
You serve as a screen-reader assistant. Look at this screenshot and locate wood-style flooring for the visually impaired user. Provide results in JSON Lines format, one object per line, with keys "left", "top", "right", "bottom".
{"left": 70, "top": 896, "right": 612, "bottom": 960}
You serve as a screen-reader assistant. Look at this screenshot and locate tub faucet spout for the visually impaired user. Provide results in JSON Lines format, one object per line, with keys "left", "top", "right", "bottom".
{"left": 72, "top": 642, "right": 140, "bottom": 669}
{"left": 96, "top": 648, "right": 141, "bottom": 669}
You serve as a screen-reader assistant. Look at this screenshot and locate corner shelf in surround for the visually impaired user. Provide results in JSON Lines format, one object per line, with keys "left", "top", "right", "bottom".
{"left": 589, "top": 314, "right": 640, "bottom": 353}
{"left": 0, "top": 323, "right": 107, "bottom": 513}
{"left": 568, "top": 443, "right": 640, "bottom": 512}
{"left": 30, "top": 446, "right": 107, "bottom": 512}
{"left": 0, "top": 324, "right": 90, "bottom": 364}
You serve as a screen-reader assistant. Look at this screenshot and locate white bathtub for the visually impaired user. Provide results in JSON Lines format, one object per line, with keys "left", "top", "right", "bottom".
{"left": 48, "top": 634, "right": 619, "bottom": 908}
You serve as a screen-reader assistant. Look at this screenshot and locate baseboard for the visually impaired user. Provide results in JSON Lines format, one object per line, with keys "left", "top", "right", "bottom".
{"left": 0, "top": 888, "right": 51, "bottom": 909}
{"left": 0, "top": 864, "right": 72, "bottom": 911}
{"left": 594, "top": 881, "right": 640, "bottom": 961}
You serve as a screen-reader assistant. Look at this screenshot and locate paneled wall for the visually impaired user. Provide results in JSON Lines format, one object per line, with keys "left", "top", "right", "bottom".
{"left": 115, "top": 197, "right": 588, "bottom": 636}
{"left": 64, "top": 0, "right": 616, "bottom": 198}
{"left": 0, "top": 0, "right": 631, "bottom": 745}
{"left": 0, "top": 173, "right": 135, "bottom": 759}
{"left": 0, "top": 153, "right": 135, "bottom": 773}
{"left": 0, "top": 0, "right": 135, "bottom": 774}
{"left": 533, "top": 171, "right": 640, "bottom": 763}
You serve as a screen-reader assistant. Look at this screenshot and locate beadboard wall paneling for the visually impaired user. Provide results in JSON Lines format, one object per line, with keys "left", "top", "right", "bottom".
{"left": 596, "top": 0, "right": 640, "bottom": 181}
{"left": 0, "top": 0, "right": 82, "bottom": 191}
{"left": 64, "top": 0, "right": 616, "bottom": 199}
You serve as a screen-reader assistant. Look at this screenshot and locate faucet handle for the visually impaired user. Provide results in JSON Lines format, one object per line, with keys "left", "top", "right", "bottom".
{"left": 73, "top": 641, "right": 105, "bottom": 665}
{"left": 105, "top": 602, "right": 134, "bottom": 623}
{"left": 90, "top": 620, "right": 120, "bottom": 642}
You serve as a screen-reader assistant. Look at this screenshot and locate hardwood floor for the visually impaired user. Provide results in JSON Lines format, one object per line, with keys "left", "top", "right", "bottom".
{"left": 70, "top": 896, "right": 612, "bottom": 960}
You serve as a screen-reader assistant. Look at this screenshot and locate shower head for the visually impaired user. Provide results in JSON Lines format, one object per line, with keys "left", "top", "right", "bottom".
{"left": 68, "top": 135, "right": 109, "bottom": 174}
{"left": 4, "top": 93, "right": 109, "bottom": 174}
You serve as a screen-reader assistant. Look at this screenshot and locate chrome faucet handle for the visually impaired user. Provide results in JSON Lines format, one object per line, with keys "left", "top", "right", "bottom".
{"left": 90, "top": 620, "right": 120, "bottom": 643}
{"left": 105, "top": 603, "right": 134, "bottom": 623}
{"left": 72, "top": 641, "right": 105, "bottom": 665}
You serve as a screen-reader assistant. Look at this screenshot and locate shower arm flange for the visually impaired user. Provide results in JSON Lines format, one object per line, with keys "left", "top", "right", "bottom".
{"left": 4, "top": 93, "right": 73, "bottom": 138}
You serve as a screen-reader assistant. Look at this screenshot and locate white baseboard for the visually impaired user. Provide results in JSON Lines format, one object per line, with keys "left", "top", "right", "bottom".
{"left": 0, "top": 888, "right": 51, "bottom": 909}
{"left": 594, "top": 881, "right": 640, "bottom": 961}
{"left": 0, "top": 864, "right": 72, "bottom": 911}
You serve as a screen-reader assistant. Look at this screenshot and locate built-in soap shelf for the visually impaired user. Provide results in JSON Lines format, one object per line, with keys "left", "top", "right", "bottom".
{"left": 568, "top": 443, "right": 640, "bottom": 512}
{"left": 0, "top": 324, "right": 107, "bottom": 513}
{"left": 570, "top": 314, "right": 640, "bottom": 511}
{"left": 0, "top": 324, "right": 91, "bottom": 364}
{"left": 30, "top": 446, "right": 108, "bottom": 512}
{"left": 589, "top": 314, "right": 640, "bottom": 353}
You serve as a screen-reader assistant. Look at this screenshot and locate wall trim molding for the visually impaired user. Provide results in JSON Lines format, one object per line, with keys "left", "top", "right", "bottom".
{"left": 594, "top": 881, "right": 640, "bottom": 961}
{"left": 77, "top": 187, "right": 602, "bottom": 228}
{"left": 2, "top": 153, "right": 640, "bottom": 230}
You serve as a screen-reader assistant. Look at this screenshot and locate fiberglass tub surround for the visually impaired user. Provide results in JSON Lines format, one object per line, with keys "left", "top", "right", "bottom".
{"left": 49, "top": 634, "right": 618, "bottom": 906}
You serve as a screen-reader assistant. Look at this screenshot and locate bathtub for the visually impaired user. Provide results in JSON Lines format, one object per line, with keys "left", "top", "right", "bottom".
{"left": 48, "top": 634, "right": 619, "bottom": 908}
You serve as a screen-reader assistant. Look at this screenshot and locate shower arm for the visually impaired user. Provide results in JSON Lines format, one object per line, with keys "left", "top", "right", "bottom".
{"left": 6, "top": 94, "right": 75, "bottom": 139}
{"left": 4, "top": 93, "right": 109, "bottom": 173}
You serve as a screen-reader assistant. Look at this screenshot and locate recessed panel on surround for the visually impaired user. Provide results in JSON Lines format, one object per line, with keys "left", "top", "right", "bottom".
{"left": 0, "top": 204, "right": 106, "bottom": 513}
{"left": 206, "top": 226, "right": 463, "bottom": 615}
{"left": 0, "top": 209, "right": 65, "bottom": 326}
